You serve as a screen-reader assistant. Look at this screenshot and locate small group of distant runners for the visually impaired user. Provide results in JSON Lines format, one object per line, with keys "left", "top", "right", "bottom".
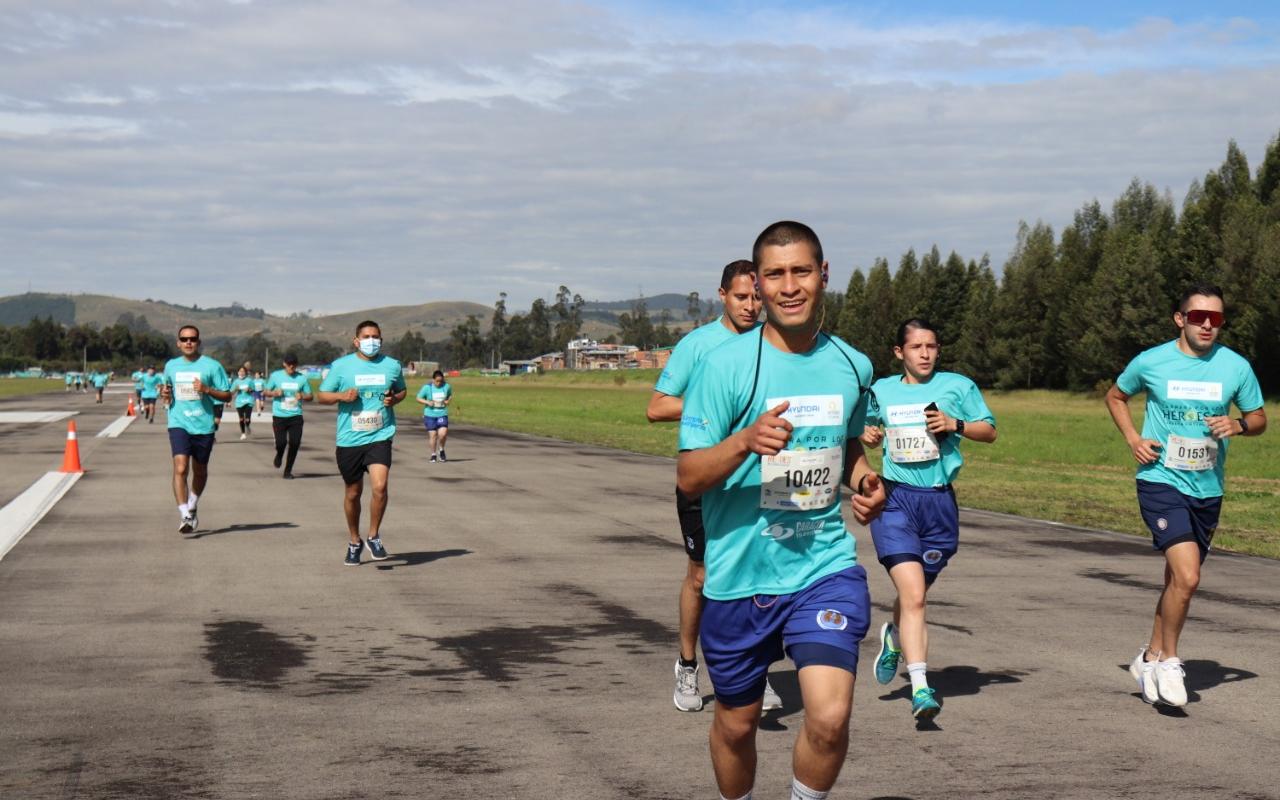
{"left": 652, "top": 221, "right": 1266, "bottom": 800}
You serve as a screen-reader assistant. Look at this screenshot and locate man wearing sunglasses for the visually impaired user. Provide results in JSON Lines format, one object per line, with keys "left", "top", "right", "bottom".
{"left": 1106, "top": 284, "right": 1267, "bottom": 708}
{"left": 161, "top": 325, "right": 233, "bottom": 535}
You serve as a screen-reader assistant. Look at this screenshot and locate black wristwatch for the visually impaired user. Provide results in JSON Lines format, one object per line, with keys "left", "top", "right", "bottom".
{"left": 1237, "top": 417, "right": 1250, "bottom": 435}
{"left": 955, "top": 419, "right": 966, "bottom": 436}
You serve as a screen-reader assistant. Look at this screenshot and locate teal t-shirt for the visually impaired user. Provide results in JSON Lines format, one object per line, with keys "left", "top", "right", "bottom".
{"left": 232, "top": 377, "right": 256, "bottom": 408}
{"left": 319, "top": 353, "right": 406, "bottom": 447}
{"left": 253, "top": 377, "right": 266, "bottom": 392}
{"left": 866, "top": 372, "right": 995, "bottom": 488}
{"left": 678, "top": 329, "right": 873, "bottom": 601}
{"left": 132, "top": 370, "right": 144, "bottom": 389}
{"left": 65, "top": 374, "right": 74, "bottom": 386}
{"left": 163, "top": 355, "right": 231, "bottom": 435}
{"left": 266, "top": 369, "right": 312, "bottom": 418}
{"left": 1116, "top": 340, "right": 1264, "bottom": 499}
{"left": 417, "top": 382, "right": 452, "bottom": 418}
{"left": 141, "top": 373, "right": 163, "bottom": 399}
{"left": 92, "top": 373, "right": 109, "bottom": 389}
{"left": 654, "top": 318, "right": 758, "bottom": 399}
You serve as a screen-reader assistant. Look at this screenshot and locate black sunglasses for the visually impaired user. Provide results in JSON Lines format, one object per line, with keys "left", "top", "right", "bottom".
{"left": 178, "top": 336, "right": 200, "bottom": 343}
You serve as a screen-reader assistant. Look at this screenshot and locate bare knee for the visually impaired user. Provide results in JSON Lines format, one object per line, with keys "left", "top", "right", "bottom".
{"left": 370, "top": 483, "right": 388, "bottom": 501}
{"left": 802, "top": 703, "right": 851, "bottom": 752}
{"left": 1169, "top": 566, "right": 1200, "bottom": 595}
{"left": 713, "top": 708, "right": 759, "bottom": 748}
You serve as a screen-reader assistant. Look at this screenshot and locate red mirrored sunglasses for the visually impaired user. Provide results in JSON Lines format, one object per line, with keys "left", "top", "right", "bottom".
{"left": 1183, "top": 309, "right": 1224, "bottom": 328}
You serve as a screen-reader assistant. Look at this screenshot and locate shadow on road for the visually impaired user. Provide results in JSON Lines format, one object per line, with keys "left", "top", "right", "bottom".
{"left": 373, "top": 548, "right": 472, "bottom": 571}
{"left": 196, "top": 522, "right": 299, "bottom": 537}
{"left": 1119, "top": 658, "right": 1257, "bottom": 710}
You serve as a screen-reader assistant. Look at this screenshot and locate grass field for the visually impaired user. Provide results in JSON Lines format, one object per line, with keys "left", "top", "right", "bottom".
{"left": 0, "top": 378, "right": 68, "bottom": 399}
{"left": 408, "top": 371, "right": 1280, "bottom": 559}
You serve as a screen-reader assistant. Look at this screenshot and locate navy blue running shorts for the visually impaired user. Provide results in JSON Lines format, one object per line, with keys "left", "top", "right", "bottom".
{"left": 168, "top": 428, "right": 215, "bottom": 464}
{"left": 1136, "top": 480, "right": 1221, "bottom": 562}
{"left": 869, "top": 481, "right": 959, "bottom": 585}
{"left": 423, "top": 416, "right": 449, "bottom": 432}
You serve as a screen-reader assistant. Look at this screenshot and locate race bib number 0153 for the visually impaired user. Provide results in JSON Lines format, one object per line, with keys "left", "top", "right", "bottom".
{"left": 1163, "top": 434, "right": 1217, "bottom": 471}
{"left": 760, "top": 446, "right": 842, "bottom": 511}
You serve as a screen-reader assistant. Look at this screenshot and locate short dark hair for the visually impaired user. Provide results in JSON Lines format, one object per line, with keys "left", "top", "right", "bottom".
{"left": 283, "top": 353, "right": 299, "bottom": 366}
{"left": 1177, "top": 283, "right": 1224, "bottom": 313}
{"left": 432, "top": 370, "right": 445, "bottom": 379}
{"left": 752, "top": 221, "right": 823, "bottom": 268}
{"left": 355, "top": 319, "right": 381, "bottom": 336}
{"left": 719, "top": 259, "right": 756, "bottom": 291}
{"left": 178, "top": 324, "right": 200, "bottom": 339}
{"left": 895, "top": 318, "right": 939, "bottom": 347}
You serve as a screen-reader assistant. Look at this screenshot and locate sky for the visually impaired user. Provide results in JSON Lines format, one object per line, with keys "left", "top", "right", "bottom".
{"left": 2, "top": 2, "right": 1279, "bottom": 316}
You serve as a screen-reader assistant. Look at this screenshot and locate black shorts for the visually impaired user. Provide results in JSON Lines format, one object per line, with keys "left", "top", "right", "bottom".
{"left": 336, "top": 439, "right": 393, "bottom": 485}
{"left": 675, "top": 487, "right": 705, "bottom": 562}
{"left": 168, "top": 428, "right": 215, "bottom": 464}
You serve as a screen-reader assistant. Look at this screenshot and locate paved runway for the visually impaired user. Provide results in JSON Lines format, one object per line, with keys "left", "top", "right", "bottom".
{"left": 1, "top": 388, "right": 1278, "bottom": 799}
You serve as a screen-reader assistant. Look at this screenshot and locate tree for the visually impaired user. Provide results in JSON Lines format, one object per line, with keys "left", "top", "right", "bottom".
{"left": 552, "top": 286, "right": 584, "bottom": 352}
{"left": 948, "top": 261, "right": 998, "bottom": 386}
{"left": 686, "top": 291, "right": 702, "bottom": 325}
{"left": 618, "top": 296, "right": 655, "bottom": 349}
{"left": 836, "top": 269, "right": 866, "bottom": 348}
{"left": 891, "top": 249, "right": 923, "bottom": 321}
{"left": 489, "top": 292, "right": 508, "bottom": 366}
{"left": 859, "top": 259, "right": 897, "bottom": 376}
{"left": 990, "top": 222, "right": 1056, "bottom": 389}
{"left": 449, "top": 315, "right": 484, "bottom": 367}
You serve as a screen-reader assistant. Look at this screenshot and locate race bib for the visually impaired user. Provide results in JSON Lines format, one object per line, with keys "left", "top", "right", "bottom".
{"left": 766, "top": 395, "right": 844, "bottom": 427}
{"left": 174, "top": 372, "right": 201, "bottom": 401}
{"left": 351, "top": 409, "right": 383, "bottom": 432}
{"left": 885, "top": 426, "right": 940, "bottom": 463}
{"left": 760, "top": 446, "right": 842, "bottom": 511}
{"left": 1163, "top": 434, "right": 1218, "bottom": 471}
{"left": 280, "top": 397, "right": 299, "bottom": 411}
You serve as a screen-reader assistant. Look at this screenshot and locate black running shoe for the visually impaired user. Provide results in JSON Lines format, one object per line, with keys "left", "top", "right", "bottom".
{"left": 367, "top": 536, "right": 389, "bottom": 561}
{"left": 273, "top": 453, "right": 283, "bottom": 468}
{"left": 344, "top": 540, "right": 363, "bottom": 566}
{"left": 439, "top": 450, "right": 447, "bottom": 463}
{"left": 282, "top": 472, "right": 294, "bottom": 480}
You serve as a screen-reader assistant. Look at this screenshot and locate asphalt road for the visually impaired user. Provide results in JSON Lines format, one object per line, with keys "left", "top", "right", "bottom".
{"left": 1, "top": 388, "right": 1277, "bottom": 799}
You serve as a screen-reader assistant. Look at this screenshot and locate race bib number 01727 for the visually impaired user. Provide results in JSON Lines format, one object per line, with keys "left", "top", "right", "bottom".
{"left": 884, "top": 426, "right": 940, "bottom": 463}
{"left": 760, "top": 446, "right": 842, "bottom": 511}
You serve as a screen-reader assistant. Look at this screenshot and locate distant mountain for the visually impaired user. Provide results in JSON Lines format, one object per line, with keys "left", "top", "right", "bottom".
{"left": 582, "top": 292, "right": 718, "bottom": 319}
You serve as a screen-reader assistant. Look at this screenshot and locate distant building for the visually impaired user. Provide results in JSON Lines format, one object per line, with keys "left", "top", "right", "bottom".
{"left": 536, "top": 352, "right": 565, "bottom": 371}
{"left": 499, "top": 359, "right": 541, "bottom": 375}
{"left": 634, "top": 348, "right": 672, "bottom": 370}
{"left": 566, "top": 338, "right": 639, "bottom": 370}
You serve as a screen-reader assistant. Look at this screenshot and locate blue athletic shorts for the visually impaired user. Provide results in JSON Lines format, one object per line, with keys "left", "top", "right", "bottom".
{"left": 1136, "top": 480, "right": 1221, "bottom": 562}
{"left": 423, "top": 416, "right": 449, "bottom": 431}
{"left": 168, "top": 428, "right": 215, "bottom": 464}
{"left": 700, "top": 566, "right": 870, "bottom": 707}
{"left": 868, "top": 481, "right": 959, "bottom": 585}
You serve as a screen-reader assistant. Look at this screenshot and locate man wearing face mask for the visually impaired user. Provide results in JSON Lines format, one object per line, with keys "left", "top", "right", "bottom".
{"left": 317, "top": 320, "right": 408, "bottom": 566}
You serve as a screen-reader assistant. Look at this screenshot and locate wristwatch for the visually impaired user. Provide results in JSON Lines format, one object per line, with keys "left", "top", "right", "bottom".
{"left": 1237, "top": 417, "right": 1250, "bottom": 434}
{"left": 955, "top": 419, "right": 966, "bottom": 436}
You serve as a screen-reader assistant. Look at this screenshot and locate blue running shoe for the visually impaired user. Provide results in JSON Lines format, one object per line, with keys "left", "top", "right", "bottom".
{"left": 367, "top": 536, "right": 389, "bottom": 561}
{"left": 911, "top": 687, "right": 941, "bottom": 720}
{"left": 344, "top": 540, "right": 364, "bottom": 566}
{"left": 874, "top": 622, "right": 901, "bottom": 685}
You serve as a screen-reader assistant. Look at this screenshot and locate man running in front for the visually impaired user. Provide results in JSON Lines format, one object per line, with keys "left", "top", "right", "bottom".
{"left": 317, "top": 320, "right": 407, "bottom": 566}
{"left": 678, "top": 221, "right": 886, "bottom": 800}
{"left": 265, "top": 354, "right": 313, "bottom": 479}
{"left": 1105, "top": 283, "right": 1266, "bottom": 707}
{"left": 647, "top": 259, "right": 778, "bottom": 713}
{"left": 160, "top": 326, "right": 232, "bottom": 534}
{"left": 860, "top": 318, "right": 997, "bottom": 721}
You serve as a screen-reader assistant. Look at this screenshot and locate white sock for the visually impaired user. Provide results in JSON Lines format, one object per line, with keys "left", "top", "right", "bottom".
{"left": 907, "top": 661, "right": 929, "bottom": 693}
{"left": 791, "top": 778, "right": 828, "bottom": 800}
{"left": 187, "top": 492, "right": 198, "bottom": 510}
{"left": 178, "top": 503, "right": 189, "bottom": 519}
{"left": 720, "top": 792, "right": 751, "bottom": 800}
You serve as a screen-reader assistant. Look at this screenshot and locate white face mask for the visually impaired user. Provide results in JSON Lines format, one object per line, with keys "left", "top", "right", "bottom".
{"left": 358, "top": 337, "right": 381, "bottom": 357}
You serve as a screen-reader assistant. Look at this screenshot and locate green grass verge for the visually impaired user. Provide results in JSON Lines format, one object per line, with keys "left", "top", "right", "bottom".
{"left": 409, "top": 373, "right": 1280, "bottom": 560}
{"left": 0, "top": 377, "right": 70, "bottom": 399}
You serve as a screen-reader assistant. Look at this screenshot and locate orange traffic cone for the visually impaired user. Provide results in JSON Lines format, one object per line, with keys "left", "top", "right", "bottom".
{"left": 60, "top": 420, "right": 83, "bottom": 474}
{"left": 126, "top": 396, "right": 136, "bottom": 416}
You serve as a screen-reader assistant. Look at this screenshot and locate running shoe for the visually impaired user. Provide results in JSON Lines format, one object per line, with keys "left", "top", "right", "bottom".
{"left": 1129, "top": 647, "right": 1159, "bottom": 704}
{"left": 239, "top": 433, "right": 247, "bottom": 441}
{"left": 273, "top": 453, "right": 283, "bottom": 468}
{"left": 1156, "top": 658, "right": 1187, "bottom": 707}
{"left": 178, "top": 516, "right": 196, "bottom": 535}
{"left": 911, "top": 687, "right": 941, "bottom": 720}
{"left": 367, "top": 536, "right": 389, "bottom": 561}
{"left": 282, "top": 472, "right": 294, "bottom": 480}
{"left": 673, "top": 660, "right": 703, "bottom": 712}
{"left": 761, "top": 677, "right": 782, "bottom": 710}
{"left": 344, "top": 540, "right": 363, "bottom": 566}
{"left": 429, "top": 453, "right": 437, "bottom": 463}
{"left": 439, "top": 450, "right": 447, "bottom": 463}
{"left": 874, "top": 622, "right": 901, "bottom": 685}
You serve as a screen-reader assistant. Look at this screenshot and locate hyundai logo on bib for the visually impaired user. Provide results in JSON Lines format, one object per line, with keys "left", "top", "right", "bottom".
{"left": 766, "top": 395, "right": 844, "bottom": 426}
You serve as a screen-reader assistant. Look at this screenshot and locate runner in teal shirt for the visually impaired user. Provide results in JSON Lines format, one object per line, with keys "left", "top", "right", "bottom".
{"left": 859, "top": 319, "right": 998, "bottom": 721}
{"left": 416, "top": 370, "right": 452, "bottom": 462}
{"left": 675, "top": 223, "right": 886, "bottom": 800}
{"left": 265, "top": 356, "right": 313, "bottom": 478}
{"left": 92, "top": 371, "right": 109, "bottom": 404}
{"left": 316, "top": 320, "right": 407, "bottom": 566}
{"left": 231, "top": 368, "right": 256, "bottom": 439}
{"left": 160, "top": 325, "right": 232, "bottom": 535}
{"left": 1106, "top": 284, "right": 1268, "bottom": 709}
{"left": 646, "top": 260, "right": 765, "bottom": 715}
{"left": 141, "top": 366, "right": 163, "bottom": 423}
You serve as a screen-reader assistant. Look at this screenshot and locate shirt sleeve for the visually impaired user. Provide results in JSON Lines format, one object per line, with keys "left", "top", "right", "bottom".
{"left": 211, "top": 365, "right": 231, "bottom": 392}
{"left": 319, "top": 366, "right": 342, "bottom": 392}
{"left": 416, "top": 385, "right": 429, "bottom": 400}
{"left": 1115, "top": 352, "right": 1145, "bottom": 396}
{"left": 299, "top": 378, "right": 313, "bottom": 397}
{"left": 392, "top": 364, "right": 407, "bottom": 392}
{"left": 864, "top": 389, "right": 883, "bottom": 427}
{"left": 654, "top": 337, "right": 697, "bottom": 397}
{"left": 678, "top": 357, "right": 737, "bottom": 451}
{"left": 959, "top": 379, "right": 996, "bottom": 425}
{"left": 846, "top": 359, "right": 872, "bottom": 437}
{"left": 1234, "top": 361, "right": 1264, "bottom": 413}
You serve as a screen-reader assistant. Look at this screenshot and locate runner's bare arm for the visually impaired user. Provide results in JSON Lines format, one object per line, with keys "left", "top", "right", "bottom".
{"left": 1206, "top": 407, "right": 1267, "bottom": 439}
{"left": 676, "top": 401, "right": 792, "bottom": 497}
{"left": 646, "top": 392, "right": 682, "bottom": 423}
{"left": 316, "top": 388, "right": 358, "bottom": 405}
{"left": 842, "top": 438, "right": 886, "bottom": 525}
{"left": 1105, "top": 384, "right": 1161, "bottom": 464}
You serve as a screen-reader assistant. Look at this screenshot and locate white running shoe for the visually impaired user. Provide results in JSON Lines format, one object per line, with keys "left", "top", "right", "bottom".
{"left": 1156, "top": 658, "right": 1188, "bottom": 707}
{"left": 1129, "top": 647, "right": 1159, "bottom": 704}
{"left": 240, "top": 433, "right": 247, "bottom": 440}
{"left": 761, "top": 677, "right": 782, "bottom": 710}
{"left": 673, "top": 660, "right": 703, "bottom": 712}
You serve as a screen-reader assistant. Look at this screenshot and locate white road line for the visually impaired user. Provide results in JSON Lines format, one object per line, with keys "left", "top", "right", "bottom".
{"left": 0, "top": 471, "right": 83, "bottom": 563}
{"left": 96, "top": 416, "right": 137, "bottom": 438}
{"left": 0, "top": 411, "right": 77, "bottom": 424}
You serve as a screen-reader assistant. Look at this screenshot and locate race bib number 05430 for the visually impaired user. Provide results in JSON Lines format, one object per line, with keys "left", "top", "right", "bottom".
{"left": 760, "top": 447, "right": 842, "bottom": 511}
